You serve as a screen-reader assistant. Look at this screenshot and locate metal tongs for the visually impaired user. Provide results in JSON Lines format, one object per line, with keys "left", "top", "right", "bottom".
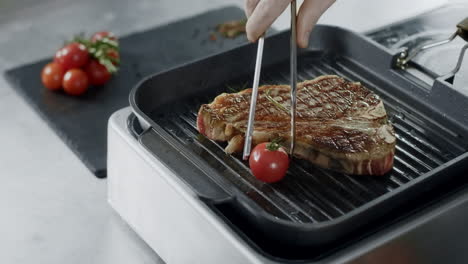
{"left": 243, "top": 1, "right": 298, "bottom": 160}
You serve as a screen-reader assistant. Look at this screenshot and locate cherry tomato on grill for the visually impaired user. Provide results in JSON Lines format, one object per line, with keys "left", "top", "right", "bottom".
{"left": 41, "top": 62, "right": 65, "bottom": 91}
{"left": 91, "top": 31, "right": 117, "bottom": 43}
{"left": 62, "top": 69, "right": 89, "bottom": 96}
{"left": 54, "top": 42, "right": 89, "bottom": 70}
{"left": 249, "top": 142, "right": 290, "bottom": 183}
{"left": 84, "top": 60, "right": 111, "bottom": 86}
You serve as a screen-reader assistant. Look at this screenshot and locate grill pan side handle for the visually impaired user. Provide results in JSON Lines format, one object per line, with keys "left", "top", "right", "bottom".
{"left": 138, "top": 127, "right": 233, "bottom": 204}
{"left": 457, "top": 17, "right": 468, "bottom": 41}
{"left": 395, "top": 17, "right": 468, "bottom": 72}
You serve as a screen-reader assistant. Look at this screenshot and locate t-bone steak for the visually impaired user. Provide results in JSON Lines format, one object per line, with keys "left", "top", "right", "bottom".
{"left": 197, "top": 75, "right": 396, "bottom": 175}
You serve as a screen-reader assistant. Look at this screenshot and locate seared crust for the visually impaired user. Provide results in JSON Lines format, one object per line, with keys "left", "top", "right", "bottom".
{"left": 197, "top": 75, "right": 396, "bottom": 175}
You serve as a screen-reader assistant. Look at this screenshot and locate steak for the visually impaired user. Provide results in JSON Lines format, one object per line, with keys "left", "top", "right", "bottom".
{"left": 197, "top": 75, "right": 396, "bottom": 175}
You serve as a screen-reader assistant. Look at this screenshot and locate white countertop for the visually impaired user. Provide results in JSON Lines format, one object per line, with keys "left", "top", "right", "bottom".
{"left": 0, "top": 0, "right": 453, "bottom": 263}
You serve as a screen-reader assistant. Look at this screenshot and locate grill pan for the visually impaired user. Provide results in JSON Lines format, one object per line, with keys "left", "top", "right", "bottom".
{"left": 129, "top": 26, "right": 468, "bottom": 249}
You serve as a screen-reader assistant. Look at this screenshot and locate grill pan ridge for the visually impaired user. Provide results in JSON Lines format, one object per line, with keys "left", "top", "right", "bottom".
{"left": 130, "top": 26, "right": 468, "bottom": 248}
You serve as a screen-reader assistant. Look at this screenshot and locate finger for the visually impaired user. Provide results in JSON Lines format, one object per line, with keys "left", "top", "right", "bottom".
{"left": 297, "top": 0, "right": 335, "bottom": 48}
{"left": 244, "top": 0, "right": 260, "bottom": 18}
{"left": 246, "top": 0, "right": 291, "bottom": 42}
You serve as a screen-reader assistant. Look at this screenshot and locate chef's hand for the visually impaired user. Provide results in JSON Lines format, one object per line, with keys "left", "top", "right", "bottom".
{"left": 245, "top": 0, "right": 335, "bottom": 48}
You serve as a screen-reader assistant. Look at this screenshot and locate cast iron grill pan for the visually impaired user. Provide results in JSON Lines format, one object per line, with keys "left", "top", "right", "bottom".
{"left": 130, "top": 26, "right": 468, "bottom": 248}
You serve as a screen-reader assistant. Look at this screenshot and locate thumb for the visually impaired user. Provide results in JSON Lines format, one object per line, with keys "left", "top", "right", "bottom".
{"left": 245, "top": 0, "right": 260, "bottom": 17}
{"left": 246, "top": 0, "right": 291, "bottom": 42}
{"left": 297, "top": 0, "right": 335, "bottom": 48}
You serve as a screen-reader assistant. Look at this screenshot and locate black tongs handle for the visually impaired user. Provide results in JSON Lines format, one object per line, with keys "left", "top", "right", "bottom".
{"left": 456, "top": 17, "right": 468, "bottom": 41}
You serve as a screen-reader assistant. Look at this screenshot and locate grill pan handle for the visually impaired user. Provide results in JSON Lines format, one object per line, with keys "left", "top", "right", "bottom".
{"left": 395, "top": 17, "right": 468, "bottom": 76}
{"left": 457, "top": 17, "right": 468, "bottom": 41}
{"left": 138, "top": 128, "right": 233, "bottom": 204}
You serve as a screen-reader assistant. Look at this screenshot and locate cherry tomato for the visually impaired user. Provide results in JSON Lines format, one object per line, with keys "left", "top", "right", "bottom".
{"left": 84, "top": 60, "right": 111, "bottom": 86}
{"left": 62, "top": 69, "right": 89, "bottom": 96}
{"left": 249, "top": 142, "right": 290, "bottom": 183}
{"left": 107, "top": 49, "right": 120, "bottom": 65}
{"left": 54, "top": 42, "right": 89, "bottom": 70}
{"left": 41, "top": 62, "right": 65, "bottom": 91}
{"left": 91, "top": 31, "right": 117, "bottom": 43}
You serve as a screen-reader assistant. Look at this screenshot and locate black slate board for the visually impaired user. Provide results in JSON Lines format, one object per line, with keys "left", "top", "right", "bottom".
{"left": 4, "top": 6, "right": 250, "bottom": 178}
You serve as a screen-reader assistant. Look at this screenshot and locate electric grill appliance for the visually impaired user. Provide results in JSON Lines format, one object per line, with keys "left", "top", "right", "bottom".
{"left": 108, "top": 6, "right": 468, "bottom": 264}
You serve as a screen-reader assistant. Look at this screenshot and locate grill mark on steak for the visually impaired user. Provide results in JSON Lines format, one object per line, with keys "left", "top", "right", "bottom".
{"left": 197, "top": 75, "right": 396, "bottom": 175}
